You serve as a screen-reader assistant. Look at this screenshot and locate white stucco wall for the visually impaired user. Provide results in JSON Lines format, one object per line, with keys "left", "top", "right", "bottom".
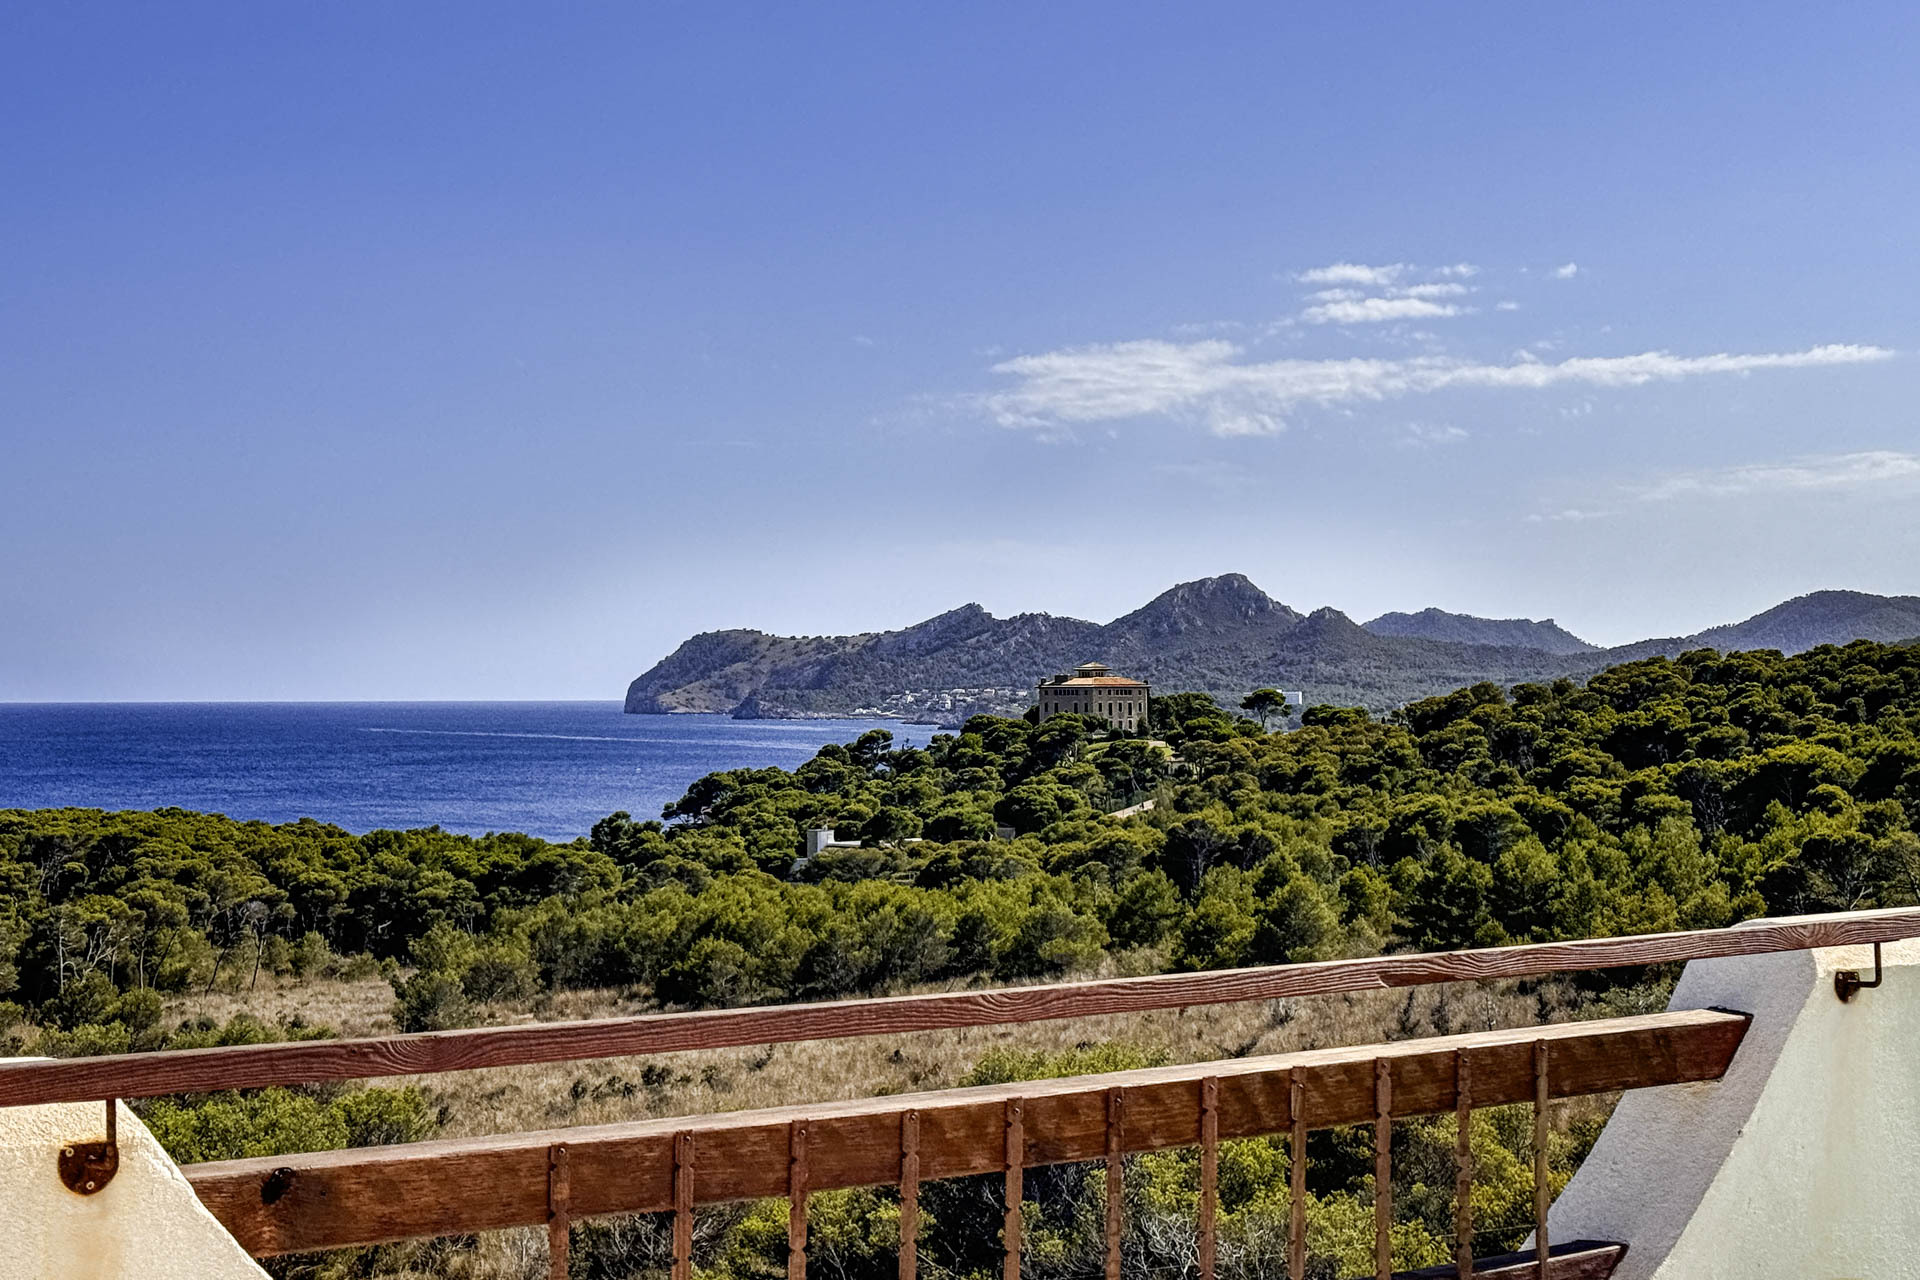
{"left": 0, "top": 1068, "right": 266, "bottom": 1280}
{"left": 1549, "top": 927, "right": 1920, "bottom": 1280}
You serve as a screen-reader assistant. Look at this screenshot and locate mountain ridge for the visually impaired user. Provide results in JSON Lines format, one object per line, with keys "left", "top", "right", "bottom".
{"left": 624, "top": 578, "right": 1920, "bottom": 723}
{"left": 1362, "top": 607, "right": 1597, "bottom": 655}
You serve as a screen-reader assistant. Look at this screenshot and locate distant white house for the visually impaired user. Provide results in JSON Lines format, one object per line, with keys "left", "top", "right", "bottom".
{"left": 802, "top": 828, "right": 862, "bottom": 858}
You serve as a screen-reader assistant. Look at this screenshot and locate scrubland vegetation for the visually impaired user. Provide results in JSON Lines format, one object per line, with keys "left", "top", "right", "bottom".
{"left": 4, "top": 639, "right": 1919, "bottom": 1276}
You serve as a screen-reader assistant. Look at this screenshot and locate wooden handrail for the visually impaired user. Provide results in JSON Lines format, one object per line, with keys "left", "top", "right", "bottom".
{"left": 1, "top": 907, "right": 1899, "bottom": 1108}
{"left": 184, "top": 1008, "right": 1748, "bottom": 1257}
{"left": 1397, "top": 1241, "right": 1626, "bottom": 1279}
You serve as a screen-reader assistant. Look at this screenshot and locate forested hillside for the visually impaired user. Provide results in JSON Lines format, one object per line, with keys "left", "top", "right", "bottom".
{"left": 1360, "top": 608, "right": 1597, "bottom": 654}
{"left": 9, "top": 639, "right": 1920, "bottom": 1037}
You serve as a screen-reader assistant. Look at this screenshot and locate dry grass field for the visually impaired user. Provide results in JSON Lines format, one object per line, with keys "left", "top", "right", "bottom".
{"left": 160, "top": 964, "right": 1658, "bottom": 1279}
{"left": 162, "top": 966, "right": 1637, "bottom": 1140}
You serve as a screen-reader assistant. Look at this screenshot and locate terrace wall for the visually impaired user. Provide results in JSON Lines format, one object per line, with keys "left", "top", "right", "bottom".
{"left": 1550, "top": 931, "right": 1920, "bottom": 1279}
{"left": 0, "top": 1079, "right": 265, "bottom": 1280}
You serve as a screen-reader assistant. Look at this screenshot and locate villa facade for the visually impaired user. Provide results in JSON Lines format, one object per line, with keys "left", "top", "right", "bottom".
{"left": 1035, "top": 661, "right": 1149, "bottom": 730}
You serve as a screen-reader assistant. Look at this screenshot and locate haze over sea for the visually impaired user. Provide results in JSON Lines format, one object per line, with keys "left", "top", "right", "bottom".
{"left": 0, "top": 703, "right": 940, "bottom": 841}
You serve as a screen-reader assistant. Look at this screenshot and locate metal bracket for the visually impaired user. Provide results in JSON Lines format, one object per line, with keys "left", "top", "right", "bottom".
{"left": 58, "top": 1098, "right": 119, "bottom": 1195}
{"left": 261, "top": 1166, "right": 298, "bottom": 1205}
{"left": 1835, "top": 942, "right": 1884, "bottom": 1003}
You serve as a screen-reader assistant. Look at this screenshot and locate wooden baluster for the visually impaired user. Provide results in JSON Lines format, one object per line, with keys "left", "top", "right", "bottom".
{"left": 1454, "top": 1052, "right": 1473, "bottom": 1280}
{"left": 1105, "top": 1088, "right": 1125, "bottom": 1280}
{"left": 1534, "top": 1040, "right": 1550, "bottom": 1280}
{"left": 899, "top": 1110, "right": 920, "bottom": 1280}
{"left": 789, "top": 1120, "right": 810, "bottom": 1280}
{"left": 1374, "top": 1059, "right": 1392, "bottom": 1280}
{"left": 1198, "top": 1077, "right": 1219, "bottom": 1280}
{"left": 547, "top": 1143, "right": 570, "bottom": 1280}
{"left": 1004, "top": 1098, "right": 1024, "bottom": 1280}
{"left": 672, "top": 1131, "right": 695, "bottom": 1280}
{"left": 1289, "top": 1067, "right": 1306, "bottom": 1280}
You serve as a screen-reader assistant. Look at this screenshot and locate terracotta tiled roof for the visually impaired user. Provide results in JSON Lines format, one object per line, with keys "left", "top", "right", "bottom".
{"left": 1047, "top": 676, "right": 1147, "bottom": 688}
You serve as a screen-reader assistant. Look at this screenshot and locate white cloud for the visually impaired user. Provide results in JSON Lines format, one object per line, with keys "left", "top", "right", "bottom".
{"left": 1155, "top": 460, "right": 1261, "bottom": 492}
{"left": 1302, "top": 296, "right": 1465, "bottom": 325}
{"left": 1402, "top": 423, "right": 1470, "bottom": 448}
{"left": 1634, "top": 450, "right": 1920, "bottom": 501}
{"left": 1553, "top": 263, "right": 1579, "bottom": 279}
{"left": 1527, "top": 507, "right": 1617, "bottom": 523}
{"left": 1209, "top": 409, "right": 1287, "bottom": 437}
{"left": 1495, "top": 300, "right": 1521, "bottom": 312}
{"left": 1169, "top": 319, "right": 1251, "bottom": 337}
{"left": 1291, "top": 264, "right": 1477, "bottom": 324}
{"left": 984, "top": 340, "right": 1893, "bottom": 436}
{"left": 1296, "top": 261, "right": 1408, "bottom": 287}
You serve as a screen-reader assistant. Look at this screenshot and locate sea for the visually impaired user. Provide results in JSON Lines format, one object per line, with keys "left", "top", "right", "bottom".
{"left": 0, "top": 703, "right": 946, "bottom": 841}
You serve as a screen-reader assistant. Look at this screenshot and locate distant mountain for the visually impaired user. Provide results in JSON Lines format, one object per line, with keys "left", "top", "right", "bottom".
{"left": 625, "top": 577, "right": 1920, "bottom": 723}
{"left": 1105, "top": 573, "right": 1304, "bottom": 643}
{"left": 1363, "top": 608, "right": 1597, "bottom": 655}
{"left": 1686, "top": 590, "right": 1920, "bottom": 654}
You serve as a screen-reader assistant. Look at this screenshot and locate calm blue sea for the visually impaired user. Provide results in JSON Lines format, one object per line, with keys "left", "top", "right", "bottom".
{"left": 0, "top": 703, "right": 943, "bottom": 840}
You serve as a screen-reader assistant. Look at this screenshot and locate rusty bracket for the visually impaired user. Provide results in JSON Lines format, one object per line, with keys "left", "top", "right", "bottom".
{"left": 58, "top": 1098, "right": 120, "bottom": 1195}
{"left": 1835, "top": 941, "right": 1884, "bottom": 1003}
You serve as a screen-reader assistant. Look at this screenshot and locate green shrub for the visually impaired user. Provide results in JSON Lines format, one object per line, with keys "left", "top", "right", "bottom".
{"left": 141, "top": 1085, "right": 436, "bottom": 1165}
{"left": 142, "top": 1090, "right": 345, "bottom": 1163}
{"left": 390, "top": 972, "right": 474, "bottom": 1032}
{"left": 37, "top": 1022, "right": 132, "bottom": 1057}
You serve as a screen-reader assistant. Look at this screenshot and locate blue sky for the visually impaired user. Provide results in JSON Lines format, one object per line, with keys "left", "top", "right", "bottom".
{"left": 4, "top": 2, "right": 1917, "bottom": 700}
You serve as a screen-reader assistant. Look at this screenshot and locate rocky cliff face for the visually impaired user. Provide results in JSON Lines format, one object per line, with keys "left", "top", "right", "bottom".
{"left": 624, "top": 576, "right": 1920, "bottom": 723}
{"left": 1104, "top": 573, "right": 1304, "bottom": 644}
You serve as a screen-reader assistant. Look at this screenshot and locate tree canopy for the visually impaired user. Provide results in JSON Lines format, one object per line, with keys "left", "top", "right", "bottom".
{"left": 7, "top": 640, "right": 1920, "bottom": 1278}
{"left": 4, "top": 640, "right": 1919, "bottom": 1036}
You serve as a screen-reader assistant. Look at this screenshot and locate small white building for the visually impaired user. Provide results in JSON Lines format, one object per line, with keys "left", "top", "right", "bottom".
{"left": 802, "top": 828, "right": 861, "bottom": 858}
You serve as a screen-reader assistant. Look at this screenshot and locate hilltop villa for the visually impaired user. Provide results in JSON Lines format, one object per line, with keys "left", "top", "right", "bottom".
{"left": 1035, "top": 661, "right": 1149, "bottom": 730}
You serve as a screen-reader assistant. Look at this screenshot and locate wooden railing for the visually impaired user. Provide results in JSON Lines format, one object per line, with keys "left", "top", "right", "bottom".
{"left": 2, "top": 907, "right": 1912, "bottom": 1109}
{"left": 183, "top": 1009, "right": 1748, "bottom": 1274}
{"left": 10, "top": 906, "right": 1916, "bottom": 1279}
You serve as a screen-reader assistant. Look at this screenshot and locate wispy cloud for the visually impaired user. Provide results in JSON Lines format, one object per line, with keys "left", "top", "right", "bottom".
{"left": 1154, "top": 459, "right": 1261, "bottom": 492}
{"left": 1296, "top": 261, "right": 1408, "bottom": 287}
{"left": 984, "top": 340, "right": 1893, "bottom": 436}
{"left": 1401, "top": 423, "right": 1470, "bottom": 448}
{"left": 1634, "top": 450, "right": 1920, "bottom": 501}
{"left": 1292, "top": 264, "right": 1479, "bottom": 326}
{"left": 1302, "top": 295, "right": 1464, "bottom": 325}
{"left": 1527, "top": 506, "right": 1617, "bottom": 523}
{"left": 1553, "top": 262, "right": 1580, "bottom": 279}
